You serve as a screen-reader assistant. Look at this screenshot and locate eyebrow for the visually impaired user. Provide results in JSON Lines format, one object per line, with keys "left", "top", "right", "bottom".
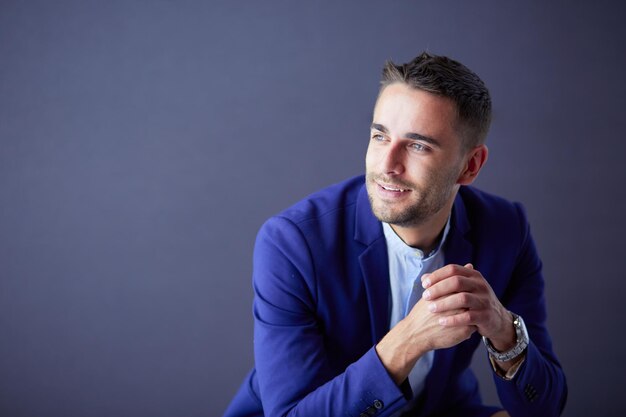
{"left": 370, "top": 123, "right": 441, "bottom": 148}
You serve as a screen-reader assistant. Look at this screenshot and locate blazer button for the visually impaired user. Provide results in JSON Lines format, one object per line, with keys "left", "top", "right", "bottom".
{"left": 524, "top": 384, "right": 538, "bottom": 402}
{"left": 373, "top": 399, "right": 384, "bottom": 409}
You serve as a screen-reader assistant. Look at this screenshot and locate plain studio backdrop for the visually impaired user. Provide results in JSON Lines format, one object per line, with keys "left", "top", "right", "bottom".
{"left": 1, "top": 1, "right": 625, "bottom": 416}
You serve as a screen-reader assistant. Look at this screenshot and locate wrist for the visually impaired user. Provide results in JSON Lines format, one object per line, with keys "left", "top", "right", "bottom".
{"left": 488, "top": 310, "right": 517, "bottom": 351}
{"left": 375, "top": 321, "right": 428, "bottom": 385}
{"left": 375, "top": 340, "right": 413, "bottom": 386}
{"left": 483, "top": 312, "right": 529, "bottom": 363}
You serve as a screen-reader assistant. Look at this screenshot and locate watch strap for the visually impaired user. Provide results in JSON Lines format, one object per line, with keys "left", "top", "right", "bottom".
{"left": 482, "top": 312, "right": 529, "bottom": 362}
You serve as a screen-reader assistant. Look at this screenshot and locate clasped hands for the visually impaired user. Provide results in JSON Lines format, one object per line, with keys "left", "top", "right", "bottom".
{"left": 421, "top": 263, "right": 514, "bottom": 349}
{"left": 376, "top": 263, "right": 516, "bottom": 385}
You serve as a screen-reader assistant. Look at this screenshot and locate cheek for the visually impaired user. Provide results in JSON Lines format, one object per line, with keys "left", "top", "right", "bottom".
{"left": 365, "top": 143, "right": 388, "bottom": 169}
{"left": 365, "top": 145, "right": 376, "bottom": 170}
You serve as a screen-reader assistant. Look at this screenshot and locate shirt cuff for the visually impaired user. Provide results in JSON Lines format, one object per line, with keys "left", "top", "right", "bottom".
{"left": 488, "top": 353, "right": 526, "bottom": 380}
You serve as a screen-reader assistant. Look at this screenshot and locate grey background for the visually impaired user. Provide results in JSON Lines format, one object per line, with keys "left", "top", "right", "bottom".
{"left": 1, "top": 1, "right": 625, "bottom": 416}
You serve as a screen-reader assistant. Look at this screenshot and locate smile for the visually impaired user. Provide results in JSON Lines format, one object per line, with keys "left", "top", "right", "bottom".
{"left": 377, "top": 182, "right": 411, "bottom": 193}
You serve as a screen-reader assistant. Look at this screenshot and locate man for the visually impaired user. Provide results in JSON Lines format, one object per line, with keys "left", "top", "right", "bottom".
{"left": 224, "top": 52, "right": 567, "bottom": 417}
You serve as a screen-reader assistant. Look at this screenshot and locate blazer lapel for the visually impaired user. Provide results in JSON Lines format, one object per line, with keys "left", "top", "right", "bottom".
{"left": 354, "top": 185, "right": 390, "bottom": 344}
{"left": 443, "top": 191, "right": 473, "bottom": 267}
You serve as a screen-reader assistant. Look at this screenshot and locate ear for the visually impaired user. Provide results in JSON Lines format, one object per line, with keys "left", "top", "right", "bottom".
{"left": 457, "top": 145, "right": 488, "bottom": 185}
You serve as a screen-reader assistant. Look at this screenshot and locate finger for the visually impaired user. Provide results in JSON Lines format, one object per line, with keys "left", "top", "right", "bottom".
{"left": 465, "top": 263, "right": 473, "bottom": 269}
{"left": 422, "top": 264, "right": 472, "bottom": 288}
{"left": 438, "top": 309, "right": 486, "bottom": 326}
{"left": 422, "top": 274, "right": 477, "bottom": 301}
{"left": 428, "top": 292, "right": 478, "bottom": 313}
{"left": 438, "top": 310, "right": 467, "bottom": 326}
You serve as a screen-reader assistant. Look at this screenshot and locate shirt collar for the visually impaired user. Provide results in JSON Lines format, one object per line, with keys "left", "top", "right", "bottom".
{"left": 382, "top": 216, "right": 451, "bottom": 261}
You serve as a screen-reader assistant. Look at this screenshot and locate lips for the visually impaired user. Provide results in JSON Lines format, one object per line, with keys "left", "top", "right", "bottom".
{"left": 380, "top": 184, "right": 410, "bottom": 192}
{"left": 373, "top": 181, "right": 413, "bottom": 202}
{"left": 376, "top": 180, "right": 412, "bottom": 193}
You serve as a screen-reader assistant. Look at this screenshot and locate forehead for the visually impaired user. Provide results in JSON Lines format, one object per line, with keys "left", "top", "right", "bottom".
{"left": 373, "top": 83, "right": 460, "bottom": 143}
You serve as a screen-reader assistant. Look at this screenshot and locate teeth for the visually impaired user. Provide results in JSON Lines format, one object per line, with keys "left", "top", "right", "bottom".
{"left": 382, "top": 185, "right": 407, "bottom": 192}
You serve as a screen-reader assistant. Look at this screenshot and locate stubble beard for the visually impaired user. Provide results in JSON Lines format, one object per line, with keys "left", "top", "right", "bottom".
{"left": 365, "top": 168, "right": 459, "bottom": 227}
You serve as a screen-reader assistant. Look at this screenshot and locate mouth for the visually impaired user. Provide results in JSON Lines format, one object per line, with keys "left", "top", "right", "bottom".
{"left": 379, "top": 184, "right": 410, "bottom": 192}
{"left": 373, "top": 180, "right": 413, "bottom": 201}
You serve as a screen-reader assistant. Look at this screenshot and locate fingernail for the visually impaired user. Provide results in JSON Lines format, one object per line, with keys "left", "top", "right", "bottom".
{"left": 428, "top": 303, "right": 436, "bottom": 312}
{"left": 422, "top": 278, "right": 431, "bottom": 288}
{"left": 423, "top": 290, "right": 431, "bottom": 300}
{"left": 439, "top": 317, "right": 447, "bottom": 325}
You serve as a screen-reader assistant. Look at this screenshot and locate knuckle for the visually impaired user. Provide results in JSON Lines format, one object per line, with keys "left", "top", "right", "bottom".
{"left": 465, "top": 310, "right": 476, "bottom": 322}
{"left": 458, "top": 292, "right": 470, "bottom": 305}
{"left": 449, "top": 276, "right": 459, "bottom": 290}
{"left": 444, "top": 264, "right": 457, "bottom": 275}
{"left": 462, "top": 310, "right": 472, "bottom": 323}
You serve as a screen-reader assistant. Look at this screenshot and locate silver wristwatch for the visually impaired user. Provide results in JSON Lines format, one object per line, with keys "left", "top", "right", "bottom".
{"left": 482, "top": 312, "right": 529, "bottom": 362}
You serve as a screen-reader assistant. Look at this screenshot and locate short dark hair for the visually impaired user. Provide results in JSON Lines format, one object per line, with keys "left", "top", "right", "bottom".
{"left": 381, "top": 52, "right": 492, "bottom": 149}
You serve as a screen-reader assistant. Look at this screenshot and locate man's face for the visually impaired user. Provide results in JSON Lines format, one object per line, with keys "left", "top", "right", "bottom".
{"left": 365, "top": 83, "right": 466, "bottom": 227}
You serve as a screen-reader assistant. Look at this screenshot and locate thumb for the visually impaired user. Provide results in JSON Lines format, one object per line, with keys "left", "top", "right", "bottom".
{"left": 464, "top": 263, "right": 474, "bottom": 270}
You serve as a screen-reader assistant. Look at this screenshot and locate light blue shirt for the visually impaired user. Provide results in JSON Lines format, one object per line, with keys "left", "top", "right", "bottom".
{"left": 382, "top": 217, "right": 451, "bottom": 405}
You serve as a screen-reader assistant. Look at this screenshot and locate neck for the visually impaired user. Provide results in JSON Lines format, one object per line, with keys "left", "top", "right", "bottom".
{"left": 389, "top": 198, "right": 455, "bottom": 252}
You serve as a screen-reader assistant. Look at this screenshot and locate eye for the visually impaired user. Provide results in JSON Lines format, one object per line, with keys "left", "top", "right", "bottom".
{"left": 409, "top": 142, "right": 428, "bottom": 152}
{"left": 371, "top": 133, "right": 385, "bottom": 142}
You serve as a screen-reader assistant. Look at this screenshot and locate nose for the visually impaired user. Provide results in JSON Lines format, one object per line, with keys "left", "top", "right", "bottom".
{"left": 381, "top": 142, "right": 405, "bottom": 175}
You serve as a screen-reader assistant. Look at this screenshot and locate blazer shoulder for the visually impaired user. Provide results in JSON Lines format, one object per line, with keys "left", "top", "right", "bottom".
{"left": 459, "top": 186, "right": 525, "bottom": 220}
{"left": 458, "top": 186, "right": 529, "bottom": 241}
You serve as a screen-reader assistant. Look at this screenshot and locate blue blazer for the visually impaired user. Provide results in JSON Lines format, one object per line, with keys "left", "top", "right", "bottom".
{"left": 224, "top": 176, "right": 566, "bottom": 417}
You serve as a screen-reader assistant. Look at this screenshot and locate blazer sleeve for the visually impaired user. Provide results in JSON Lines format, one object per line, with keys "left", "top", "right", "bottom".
{"left": 494, "top": 203, "right": 568, "bottom": 417}
{"left": 252, "top": 216, "right": 408, "bottom": 417}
